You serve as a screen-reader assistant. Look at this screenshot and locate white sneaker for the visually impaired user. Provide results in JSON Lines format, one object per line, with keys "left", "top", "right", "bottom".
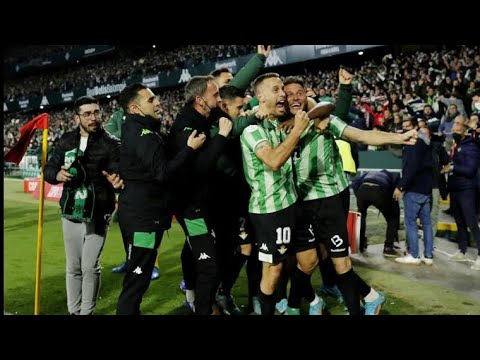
{"left": 450, "top": 250, "right": 468, "bottom": 262}
{"left": 421, "top": 257, "right": 433, "bottom": 266}
{"left": 471, "top": 257, "right": 480, "bottom": 270}
{"left": 395, "top": 254, "right": 421, "bottom": 265}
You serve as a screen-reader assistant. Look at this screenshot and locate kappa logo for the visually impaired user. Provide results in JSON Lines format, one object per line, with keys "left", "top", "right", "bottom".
{"left": 178, "top": 69, "right": 192, "bottom": 83}
{"left": 265, "top": 50, "right": 283, "bottom": 67}
{"left": 141, "top": 129, "right": 153, "bottom": 136}
{"left": 198, "top": 252, "right": 211, "bottom": 260}
{"left": 330, "top": 235, "right": 344, "bottom": 248}
{"left": 260, "top": 243, "right": 269, "bottom": 252}
{"left": 133, "top": 266, "right": 143, "bottom": 275}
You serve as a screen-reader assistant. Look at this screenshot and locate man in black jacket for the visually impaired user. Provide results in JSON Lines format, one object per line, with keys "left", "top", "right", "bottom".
{"left": 394, "top": 118, "right": 434, "bottom": 265}
{"left": 352, "top": 170, "right": 401, "bottom": 256}
{"left": 45, "top": 96, "right": 122, "bottom": 315}
{"left": 169, "top": 75, "right": 233, "bottom": 315}
{"left": 116, "top": 84, "right": 206, "bottom": 315}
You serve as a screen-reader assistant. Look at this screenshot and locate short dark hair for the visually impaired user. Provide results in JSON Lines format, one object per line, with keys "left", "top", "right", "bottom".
{"left": 403, "top": 117, "right": 418, "bottom": 127}
{"left": 253, "top": 72, "right": 280, "bottom": 96}
{"left": 210, "top": 68, "right": 231, "bottom": 78}
{"left": 119, "top": 83, "right": 148, "bottom": 112}
{"left": 219, "top": 85, "right": 245, "bottom": 102}
{"left": 74, "top": 96, "right": 98, "bottom": 114}
{"left": 184, "top": 75, "right": 215, "bottom": 104}
{"left": 283, "top": 76, "right": 305, "bottom": 89}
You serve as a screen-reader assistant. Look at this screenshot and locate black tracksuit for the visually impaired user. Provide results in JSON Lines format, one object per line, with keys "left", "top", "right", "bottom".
{"left": 169, "top": 105, "right": 227, "bottom": 315}
{"left": 116, "top": 113, "right": 195, "bottom": 315}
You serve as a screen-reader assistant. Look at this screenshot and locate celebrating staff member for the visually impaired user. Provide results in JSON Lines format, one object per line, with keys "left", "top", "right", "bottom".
{"left": 116, "top": 84, "right": 205, "bottom": 315}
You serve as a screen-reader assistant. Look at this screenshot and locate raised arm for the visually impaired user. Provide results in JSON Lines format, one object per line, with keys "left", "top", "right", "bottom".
{"left": 342, "top": 125, "right": 418, "bottom": 146}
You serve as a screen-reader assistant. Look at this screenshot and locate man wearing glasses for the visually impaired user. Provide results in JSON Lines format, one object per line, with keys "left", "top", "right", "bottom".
{"left": 45, "top": 96, "right": 123, "bottom": 315}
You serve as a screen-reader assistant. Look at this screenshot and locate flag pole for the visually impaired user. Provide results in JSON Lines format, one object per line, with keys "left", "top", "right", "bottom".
{"left": 34, "top": 128, "right": 48, "bottom": 315}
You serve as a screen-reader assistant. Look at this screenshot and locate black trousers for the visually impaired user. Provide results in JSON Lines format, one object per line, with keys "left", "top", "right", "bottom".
{"left": 176, "top": 204, "right": 218, "bottom": 315}
{"left": 451, "top": 189, "right": 480, "bottom": 254}
{"left": 355, "top": 184, "right": 399, "bottom": 249}
{"left": 116, "top": 228, "right": 163, "bottom": 315}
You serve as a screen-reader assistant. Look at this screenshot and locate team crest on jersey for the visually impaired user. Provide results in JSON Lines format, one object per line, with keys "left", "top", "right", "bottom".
{"left": 278, "top": 245, "right": 288, "bottom": 255}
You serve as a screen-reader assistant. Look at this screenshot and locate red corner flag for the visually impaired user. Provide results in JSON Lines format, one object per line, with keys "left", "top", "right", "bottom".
{"left": 4, "top": 113, "right": 49, "bottom": 165}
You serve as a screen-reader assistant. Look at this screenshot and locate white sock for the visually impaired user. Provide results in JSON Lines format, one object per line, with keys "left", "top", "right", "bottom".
{"left": 186, "top": 289, "right": 195, "bottom": 304}
{"left": 310, "top": 294, "right": 320, "bottom": 306}
{"left": 364, "top": 288, "right": 379, "bottom": 302}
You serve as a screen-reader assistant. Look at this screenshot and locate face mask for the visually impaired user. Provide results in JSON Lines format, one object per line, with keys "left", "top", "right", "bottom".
{"left": 474, "top": 102, "right": 480, "bottom": 111}
{"left": 452, "top": 133, "right": 462, "bottom": 144}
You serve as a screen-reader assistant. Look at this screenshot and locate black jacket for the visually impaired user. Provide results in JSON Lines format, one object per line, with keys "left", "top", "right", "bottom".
{"left": 448, "top": 137, "right": 480, "bottom": 192}
{"left": 118, "top": 113, "right": 195, "bottom": 231}
{"left": 351, "top": 170, "right": 398, "bottom": 193}
{"left": 45, "top": 127, "right": 120, "bottom": 220}
{"left": 168, "top": 105, "right": 227, "bottom": 212}
{"left": 397, "top": 136, "right": 433, "bottom": 195}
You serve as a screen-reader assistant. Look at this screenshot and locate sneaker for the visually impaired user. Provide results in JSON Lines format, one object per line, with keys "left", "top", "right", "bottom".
{"left": 319, "top": 284, "right": 344, "bottom": 303}
{"left": 112, "top": 262, "right": 127, "bottom": 273}
{"left": 275, "top": 298, "right": 288, "bottom": 314}
{"left": 364, "top": 292, "right": 386, "bottom": 315}
{"left": 383, "top": 247, "right": 401, "bottom": 258}
{"left": 421, "top": 256, "right": 433, "bottom": 266}
{"left": 150, "top": 267, "right": 160, "bottom": 280}
{"left": 184, "top": 299, "right": 195, "bottom": 313}
{"left": 216, "top": 294, "right": 241, "bottom": 315}
{"left": 179, "top": 279, "right": 186, "bottom": 293}
{"left": 471, "top": 257, "right": 480, "bottom": 270}
{"left": 251, "top": 296, "right": 261, "bottom": 315}
{"left": 395, "top": 254, "right": 421, "bottom": 265}
{"left": 450, "top": 250, "right": 468, "bottom": 262}
{"left": 309, "top": 296, "right": 326, "bottom": 315}
{"left": 285, "top": 306, "right": 300, "bottom": 315}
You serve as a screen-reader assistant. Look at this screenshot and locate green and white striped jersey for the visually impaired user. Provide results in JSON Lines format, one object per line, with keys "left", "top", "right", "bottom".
{"left": 295, "top": 115, "right": 349, "bottom": 201}
{"left": 240, "top": 119, "right": 297, "bottom": 214}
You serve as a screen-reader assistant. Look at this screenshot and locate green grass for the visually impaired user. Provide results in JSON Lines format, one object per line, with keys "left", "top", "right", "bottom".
{"left": 4, "top": 178, "right": 480, "bottom": 315}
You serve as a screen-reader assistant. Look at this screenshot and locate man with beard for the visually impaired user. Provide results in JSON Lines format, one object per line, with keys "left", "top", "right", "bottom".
{"left": 280, "top": 69, "right": 418, "bottom": 315}
{"left": 115, "top": 84, "right": 206, "bottom": 315}
{"left": 169, "top": 76, "right": 233, "bottom": 315}
{"left": 240, "top": 73, "right": 310, "bottom": 315}
{"left": 45, "top": 96, "right": 123, "bottom": 315}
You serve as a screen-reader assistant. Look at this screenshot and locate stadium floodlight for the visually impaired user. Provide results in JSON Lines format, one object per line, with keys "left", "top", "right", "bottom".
{"left": 358, "top": 51, "right": 364, "bottom": 56}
